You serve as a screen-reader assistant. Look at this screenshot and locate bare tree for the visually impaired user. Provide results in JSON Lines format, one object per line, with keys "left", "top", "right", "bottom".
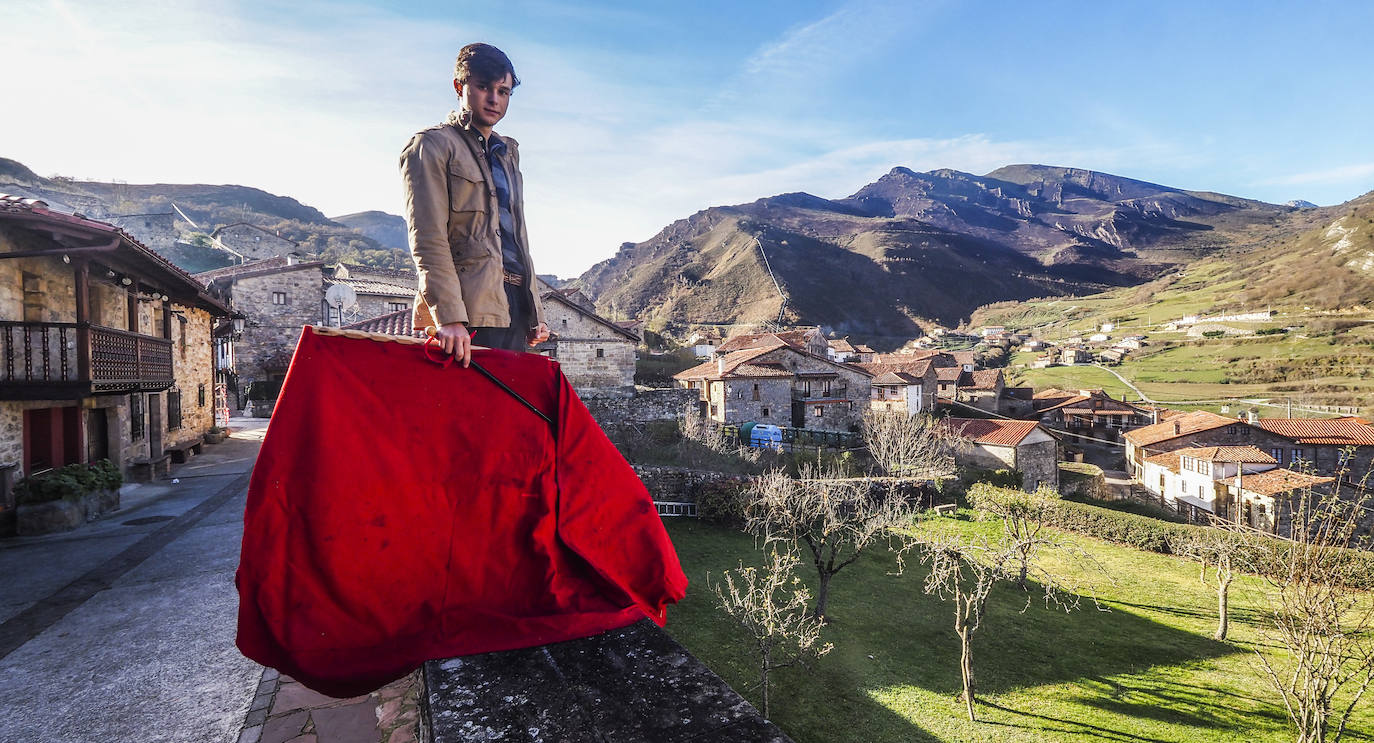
{"left": 712, "top": 546, "right": 833, "bottom": 718}
{"left": 860, "top": 411, "right": 958, "bottom": 478}
{"left": 745, "top": 464, "right": 913, "bottom": 621}
{"left": 1176, "top": 528, "right": 1249, "bottom": 641}
{"left": 915, "top": 533, "right": 1009, "bottom": 721}
{"left": 970, "top": 483, "right": 1061, "bottom": 590}
{"left": 1250, "top": 485, "right": 1374, "bottom": 743}
{"left": 679, "top": 404, "right": 731, "bottom": 454}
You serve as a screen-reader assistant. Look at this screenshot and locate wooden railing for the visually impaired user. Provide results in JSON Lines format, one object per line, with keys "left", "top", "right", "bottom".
{"left": 0, "top": 321, "right": 174, "bottom": 399}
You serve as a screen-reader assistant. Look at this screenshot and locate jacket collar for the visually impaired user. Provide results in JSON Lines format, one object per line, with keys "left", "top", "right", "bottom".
{"left": 447, "top": 109, "right": 504, "bottom": 152}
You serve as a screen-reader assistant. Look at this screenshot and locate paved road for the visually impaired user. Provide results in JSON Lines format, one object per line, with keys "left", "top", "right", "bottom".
{"left": 0, "top": 420, "right": 269, "bottom": 743}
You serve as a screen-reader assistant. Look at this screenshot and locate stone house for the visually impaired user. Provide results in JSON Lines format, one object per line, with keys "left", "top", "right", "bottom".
{"left": 1140, "top": 445, "right": 1279, "bottom": 517}
{"left": 1217, "top": 469, "right": 1339, "bottom": 536}
{"left": 197, "top": 256, "right": 326, "bottom": 409}
{"left": 942, "top": 417, "right": 1059, "bottom": 492}
{"left": 1032, "top": 388, "right": 1152, "bottom": 443}
{"left": 676, "top": 338, "right": 871, "bottom": 432}
{"left": 1251, "top": 417, "right": 1374, "bottom": 475}
{"left": 0, "top": 195, "right": 231, "bottom": 530}
{"left": 1123, "top": 410, "right": 1293, "bottom": 479}
{"left": 855, "top": 357, "right": 938, "bottom": 416}
{"left": 536, "top": 287, "right": 640, "bottom": 395}
{"left": 1125, "top": 410, "right": 1374, "bottom": 482}
{"left": 332, "top": 263, "right": 418, "bottom": 291}
{"left": 211, "top": 223, "right": 301, "bottom": 262}
{"left": 1061, "top": 347, "right": 1093, "bottom": 365}
{"left": 323, "top": 275, "right": 413, "bottom": 325}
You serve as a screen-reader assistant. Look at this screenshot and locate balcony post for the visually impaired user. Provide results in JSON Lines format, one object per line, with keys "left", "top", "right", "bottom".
{"left": 74, "top": 260, "right": 91, "bottom": 383}
{"left": 127, "top": 280, "right": 140, "bottom": 334}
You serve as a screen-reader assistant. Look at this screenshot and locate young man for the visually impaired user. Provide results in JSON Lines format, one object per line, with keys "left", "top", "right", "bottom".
{"left": 400, "top": 43, "right": 549, "bottom": 366}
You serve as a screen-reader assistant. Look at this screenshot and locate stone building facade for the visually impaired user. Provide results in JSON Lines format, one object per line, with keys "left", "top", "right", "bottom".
{"left": 211, "top": 223, "right": 301, "bottom": 261}
{"left": 536, "top": 289, "right": 640, "bottom": 395}
{"left": 197, "top": 257, "right": 326, "bottom": 408}
{"left": 1, "top": 196, "right": 229, "bottom": 532}
{"left": 944, "top": 418, "right": 1059, "bottom": 492}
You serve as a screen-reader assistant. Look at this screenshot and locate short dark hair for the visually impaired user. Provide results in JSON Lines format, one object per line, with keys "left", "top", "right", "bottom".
{"left": 454, "top": 43, "right": 519, "bottom": 88}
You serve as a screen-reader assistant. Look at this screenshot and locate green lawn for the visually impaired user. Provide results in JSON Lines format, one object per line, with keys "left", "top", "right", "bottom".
{"left": 661, "top": 517, "right": 1374, "bottom": 743}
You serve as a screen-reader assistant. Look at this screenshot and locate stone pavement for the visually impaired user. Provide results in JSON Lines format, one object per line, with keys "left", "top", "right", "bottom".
{"left": 0, "top": 416, "right": 420, "bottom": 742}
{"left": 238, "top": 669, "right": 420, "bottom": 743}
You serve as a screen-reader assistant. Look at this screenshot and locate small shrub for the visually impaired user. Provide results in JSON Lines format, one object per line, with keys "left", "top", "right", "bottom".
{"left": 1256, "top": 327, "right": 1287, "bottom": 336}
{"left": 696, "top": 480, "right": 750, "bottom": 525}
{"left": 1202, "top": 330, "right": 1226, "bottom": 338}
{"left": 14, "top": 459, "right": 123, "bottom": 506}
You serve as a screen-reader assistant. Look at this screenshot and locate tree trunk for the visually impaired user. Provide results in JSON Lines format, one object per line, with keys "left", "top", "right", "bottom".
{"left": 813, "top": 572, "right": 832, "bottom": 621}
{"left": 760, "top": 663, "right": 770, "bottom": 719}
{"left": 960, "top": 626, "right": 976, "bottom": 721}
{"left": 1215, "top": 574, "right": 1231, "bottom": 641}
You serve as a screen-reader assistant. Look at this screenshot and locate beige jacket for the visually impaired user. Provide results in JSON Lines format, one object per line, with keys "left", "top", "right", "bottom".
{"left": 399, "top": 111, "right": 544, "bottom": 331}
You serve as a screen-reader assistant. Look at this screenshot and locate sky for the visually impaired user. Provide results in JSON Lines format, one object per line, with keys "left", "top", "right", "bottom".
{"left": 3, "top": 0, "right": 1373, "bottom": 277}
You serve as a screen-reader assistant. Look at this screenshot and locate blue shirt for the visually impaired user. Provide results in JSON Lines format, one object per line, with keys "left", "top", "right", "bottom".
{"left": 476, "top": 132, "right": 525, "bottom": 276}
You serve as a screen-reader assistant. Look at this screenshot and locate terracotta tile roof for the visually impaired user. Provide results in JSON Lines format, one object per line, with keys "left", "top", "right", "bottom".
{"left": 716, "top": 329, "right": 820, "bottom": 354}
{"left": 326, "top": 277, "right": 413, "bottom": 297}
{"left": 829, "top": 339, "right": 856, "bottom": 353}
{"left": 966, "top": 369, "right": 1003, "bottom": 390}
{"left": 195, "top": 255, "right": 328, "bottom": 283}
{"left": 1254, "top": 417, "right": 1374, "bottom": 446}
{"left": 337, "top": 263, "right": 417, "bottom": 279}
{"left": 950, "top": 351, "right": 976, "bottom": 366}
{"left": 674, "top": 343, "right": 783, "bottom": 381}
{"left": 1235, "top": 469, "right": 1336, "bottom": 497}
{"left": 856, "top": 358, "right": 934, "bottom": 378}
{"left": 211, "top": 221, "right": 299, "bottom": 245}
{"left": 342, "top": 309, "right": 423, "bottom": 337}
{"left": 872, "top": 371, "right": 921, "bottom": 385}
{"left": 1173, "top": 445, "right": 1277, "bottom": 464}
{"left": 726, "top": 363, "right": 793, "bottom": 379}
{"left": 853, "top": 344, "right": 875, "bottom": 353}
{"left": 942, "top": 417, "right": 1045, "bottom": 447}
{"left": 1144, "top": 450, "right": 1183, "bottom": 473}
{"left": 1123, "top": 410, "right": 1239, "bottom": 447}
{"left": 935, "top": 367, "right": 963, "bottom": 382}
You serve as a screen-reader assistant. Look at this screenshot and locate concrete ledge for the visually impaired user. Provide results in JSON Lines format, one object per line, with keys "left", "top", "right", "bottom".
{"left": 420, "top": 619, "right": 792, "bottom": 743}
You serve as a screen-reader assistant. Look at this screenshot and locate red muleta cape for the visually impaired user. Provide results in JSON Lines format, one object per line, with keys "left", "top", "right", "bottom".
{"left": 235, "top": 327, "right": 687, "bottom": 697}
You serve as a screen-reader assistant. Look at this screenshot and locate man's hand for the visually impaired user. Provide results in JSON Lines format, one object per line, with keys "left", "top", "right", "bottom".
{"left": 434, "top": 322, "right": 473, "bottom": 367}
{"left": 528, "top": 322, "right": 550, "bottom": 346}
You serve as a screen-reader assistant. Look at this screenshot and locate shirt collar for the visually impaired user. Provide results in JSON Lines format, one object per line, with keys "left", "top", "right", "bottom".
{"left": 449, "top": 109, "right": 505, "bottom": 155}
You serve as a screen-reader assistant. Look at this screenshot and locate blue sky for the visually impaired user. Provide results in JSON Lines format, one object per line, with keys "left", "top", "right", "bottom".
{"left": 3, "top": 0, "right": 1372, "bottom": 276}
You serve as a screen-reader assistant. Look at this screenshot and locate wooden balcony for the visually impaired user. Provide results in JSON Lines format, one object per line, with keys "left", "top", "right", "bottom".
{"left": 0, "top": 321, "right": 174, "bottom": 400}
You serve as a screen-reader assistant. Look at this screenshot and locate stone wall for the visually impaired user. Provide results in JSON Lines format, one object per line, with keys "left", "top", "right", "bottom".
{"left": 545, "top": 300, "right": 638, "bottom": 392}
{"left": 215, "top": 224, "right": 300, "bottom": 261}
{"left": 717, "top": 378, "right": 791, "bottom": 427}
{"left": 355, "top": 294, "right": 410, "bottom": 323}
{"left": 230, "top": 267, "right": 325, "bottom": 400}
{"left": 167, "top": 306, "right": 217, "bottom": 447}
{"left": 751, "top": 346, "right": 870, "bottom": 432}
{"left": 583, "top": 388, "right": 696, "bottom": 427}
{"left": 1018, "top": 438, "right": 1059, "bottom": 492}
{"left": 107, "top": 213, "right": 177, "bottom": 252}
{"left": 0, "top": 227, "right": 77, "bottom": 322}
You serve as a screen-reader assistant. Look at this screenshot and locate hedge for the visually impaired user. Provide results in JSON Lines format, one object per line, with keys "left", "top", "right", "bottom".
{"left": 15, "top": 459, "right": 123, "bottom": 506}
{"left": 968, "top": 483, "right": 1374, "bottom": 590}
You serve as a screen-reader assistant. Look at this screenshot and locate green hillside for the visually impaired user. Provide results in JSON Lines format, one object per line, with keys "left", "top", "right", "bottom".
{"left": 976, "top": 194, "right": 1374, "bottom": 410}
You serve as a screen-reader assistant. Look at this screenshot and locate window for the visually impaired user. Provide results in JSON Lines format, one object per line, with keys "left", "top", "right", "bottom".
{"left": 761, "top": 407, "right": 769, "bottom": 417}
{"left": 709, "top": 404, "right": 717, "bottom": 417}
{"left": 272, "top": 291, "right": 287, "bottom": 305}
{"left": 388, "top": 302, "right": 408, "bottom": 313}
{"left": 1270, "top": 448, "right": 1283, "bottom": 462}
{"left": 814, "top": 406, "right": 824, "bottom": 417}
{"left": 198, "top": 384, "right": 206, "bottom": 407}
{"left": 562, "top": 318, "right": 568, "bottom": 327}
{"left": 1338, "top": 448, "right": 1352, "bottom": 466}
{"left": 1290, "top": 449, "right": 1302, "bottom": 465}
{"left": 130, "top": 394, "right": 144, "bottom": 440}
{"left": 735, "top": 388, "right": 743, "bottom": 400}
{"left": 596, "top": 348, "right": 604, "bottom": 358}
{"left": 167, "top": 390, "right": 182, "bottom": 431}
{"left": 752, "top": 384, "right": 760, "bottom": 401}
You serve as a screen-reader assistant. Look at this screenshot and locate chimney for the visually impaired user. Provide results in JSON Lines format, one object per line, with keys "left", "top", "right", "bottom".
{"left": 1246, "top": 410, "right": 1257, "bottom": 425}
{"left": 716, "top": 357, "right": 725, "bottom": 376}
{"left": 1173, "top": 421, "right": 1181, "bottom": 435}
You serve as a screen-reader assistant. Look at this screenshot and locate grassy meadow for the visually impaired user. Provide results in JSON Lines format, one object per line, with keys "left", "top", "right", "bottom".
{"left": 661, "top": 515, "right": 1374, "bottom": 743}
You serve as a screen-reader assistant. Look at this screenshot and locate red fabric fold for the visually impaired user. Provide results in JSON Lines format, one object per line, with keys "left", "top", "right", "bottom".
{"left": 235, "top": 327, "right": 686, "bottom": 697}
